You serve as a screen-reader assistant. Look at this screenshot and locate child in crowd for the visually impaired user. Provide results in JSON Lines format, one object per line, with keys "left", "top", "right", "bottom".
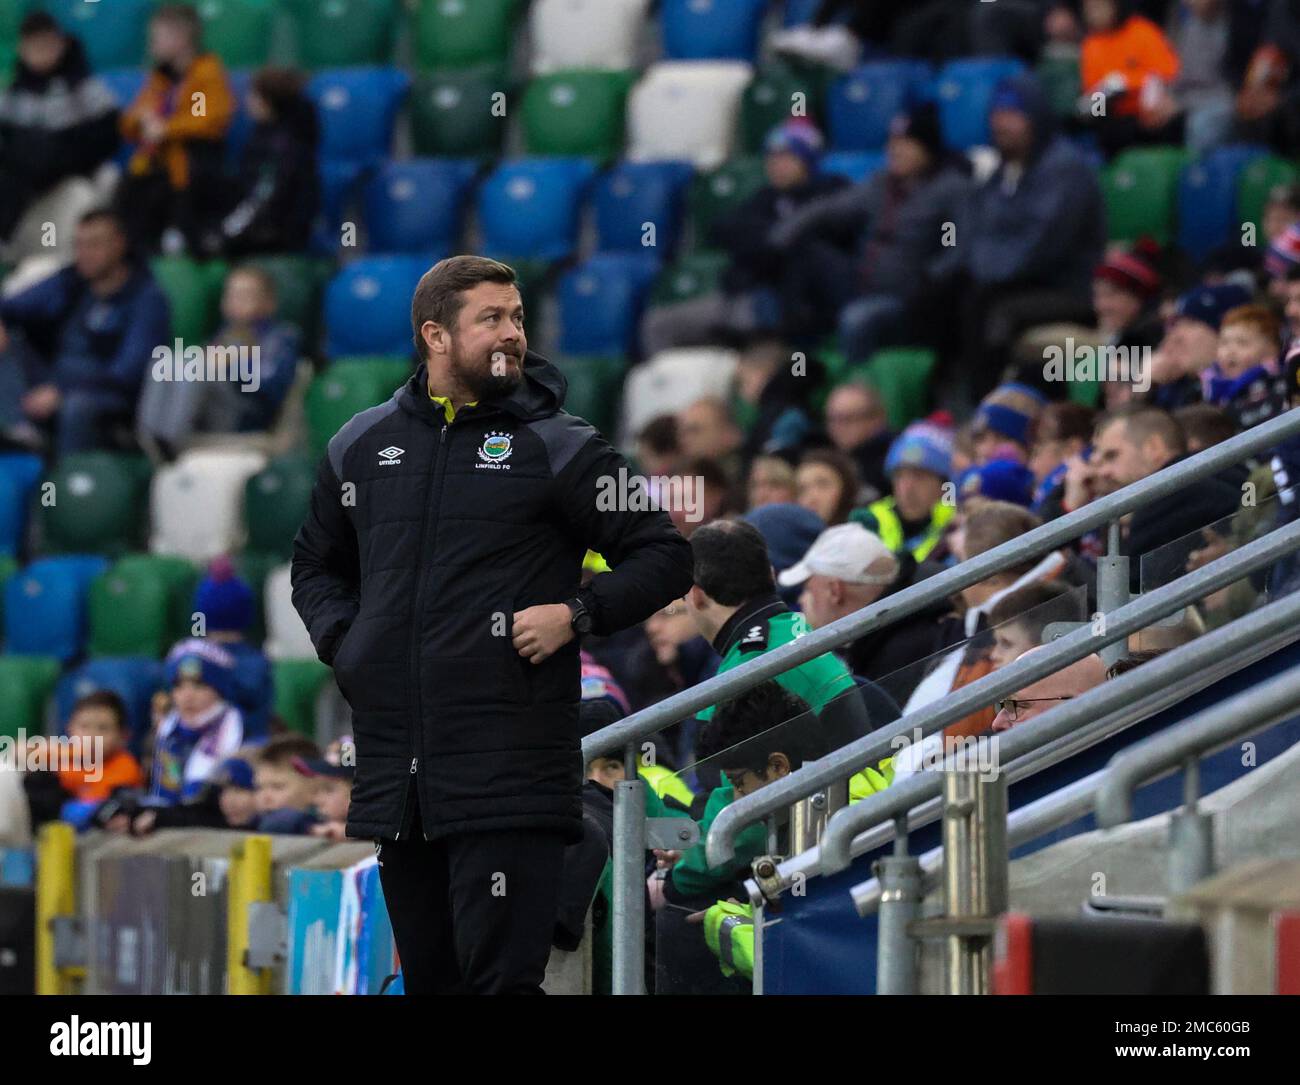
{"left": 150, "top": 639, "right": 244, "bottom": 805}
{"left": 303, "top": 758, "right": 354, "bottom": 840}
{"left": 1205, "top": 304, "right": 1285, "bottom": 429}
{"left": 251, "top": 735, "right": 322, "bottom": 834}
{"left": 190, "top": 557, "right": 273, "bottom": 738}
{"left": 112, "top": 754, "right": 259, "bottom": 835}
{"left": 986, "top": 582, "right": 1083, "bottom": 670}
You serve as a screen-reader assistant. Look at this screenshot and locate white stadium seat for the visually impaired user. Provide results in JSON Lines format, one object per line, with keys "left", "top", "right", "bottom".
{"left": 620, "top": 347, "right": 738, "bottom": 444}
{"left": 263, "top": 563, "right": 318, "bottom": 662}
{"left": 627, "top": 61, "right": 753, "bottom": 170}
{"left": 149, "top": 448, "right": 267, "bottom": 563}
{"left": 530, "top": 0, "right": 651, "bottom": 74}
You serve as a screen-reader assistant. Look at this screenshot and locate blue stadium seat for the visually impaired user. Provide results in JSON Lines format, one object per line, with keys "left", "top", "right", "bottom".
{"left": 477, "top": 157, "right": 598, "bottom": 263}
{"left": 935, "top": 57, "right": 1025, "bottom": 150}
{"left": 0, "top": 453, "right": 42, "bottom": 557}
{"left": 661, "top": 0, "right": 769, "bottom": 61}
{"left": 224, "top": 69, "right": 255, "bottom": 167}
{"left": 593, "top": 160, "right": 695, "bottom": 255}
{"left": 324, "top": 256, "right": 431, "bottom": 358}
{"left": 1178, "top": 145, "right": 1270, "bottom": 267}
{"left": 828, "top": 62, "right": 931, "bottom": 151}
{"left": 363, "top": 159, "right": 479, "bottom": 254}
{"left": 307, "top": 67, "right": 411, "bottom": 167}
{"left": 38, "top": 0, "right": 152, "bottom": 70}
{"left": 558, "top": 252, "right": 660, "bottom": 356}
{"left": 782, "top": 0, "right": 825, "bottom": 26}
{"left": 97, "top": 68, "right": 149, "bottom": 168}
{"left": 313, "top": 159, "right": 366, "bottom": 255}
{"left": 4, "top": 556, "right": 110, "bottom": 661}
{"left": 55, "top": 657, "right": 166, "bottom": 749}
{"left": 821, "top": 150, "right": 886, "bottom": 184}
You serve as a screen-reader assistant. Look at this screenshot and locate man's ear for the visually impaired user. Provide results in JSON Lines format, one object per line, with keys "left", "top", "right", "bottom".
{"left": 421, "top": 321, "right": 448, "bottom": 358}
{"left": 769, "top": 752, "right": 792, "bottom": 779}
{"left": 686, "top": 583, "right": 705, "bottom": 610}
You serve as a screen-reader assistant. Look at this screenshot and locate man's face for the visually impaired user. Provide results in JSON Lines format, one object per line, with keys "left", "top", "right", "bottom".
{"left": 436, "top": 281, "right": 526, "bottom": 400}
{"left": 1161, "top": 317, "right": 1220, "bottom": 379}
{"left": 725, "top": 754, "right": 790, "bottom": 798}
{"left": 886, "top": 134, "right": 929, "bottom": 179}
{"left": 825, "top": 386, "right": 885, "bottom": 452}
{"left": 892, "top": 465, "right": 944, "bottom": 522}
{"left": 765, "top": 150, "right": 808, "bottom": 190}
{"left": 148, "top": 19, "right": 190, "bottom": 65}
{"left": 18, "top": 30, "right": 64, "bottom": 75}
{"left": 587, "top": 756, "right": 626, "bottom": 790}
{"left": 1029, "top": 435, "right": 1078, "bottom": 483}
{"left": 1092, "top": 279, "right": 1142, "bottom": 335}
{"left": 74, "top": 219, "right": 127, "bottom": 281}
{"left": 796, "top": 462, "right": 844, "bottom": 525}
{"left": 678, "top": 402, "right": 737, "bottom": 459}
{"left": 1218, "top": 322, "right": 1276, "bottom": 379}
{"left": 1083, "top": 0, "right": 1119, "bottom": 32}
{"left": 990, "top": 108, "right": 1033, "bottom": 160}
{"left": 221, "top": 272, "right": 274, "bottom": 325}
{"left": 645, "top": 599, "right": 695, "bottom": 665}
{"left": 748, "top": 460, "right": 796, "bottom": 509}
{"left": 798, "top": 575, "right": 840, "bottom": 631}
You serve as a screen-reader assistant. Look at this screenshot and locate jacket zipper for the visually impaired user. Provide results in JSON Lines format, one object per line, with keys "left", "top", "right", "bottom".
{"left": 405, "top": 419, "right": 450, "bottom": 841}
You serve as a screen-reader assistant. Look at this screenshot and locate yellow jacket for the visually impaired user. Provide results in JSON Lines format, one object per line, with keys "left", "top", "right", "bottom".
{"left": 122, "top": 54, "right": 234, "bottom": 190}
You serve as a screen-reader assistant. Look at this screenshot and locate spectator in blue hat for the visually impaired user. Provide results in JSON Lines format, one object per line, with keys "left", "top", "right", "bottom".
{"left": 192, "top": 556, "right": 272, "bottom": 739}
{"left": 742, "top": 500, "right": 826, "bottom": 609}
{"left": 972, "top": 381, "right": 1047, "bottom": 464}
{"left": 956, "top": 459, "right": 1038, "bottom": 510}
{"left": 1147, "top": 282, "right": 1253, "bottom": 409}
{"left": 851, "top": 419, "right": 956, "bottom": 562}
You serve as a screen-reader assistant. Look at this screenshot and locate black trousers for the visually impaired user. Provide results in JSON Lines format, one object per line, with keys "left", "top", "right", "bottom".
{"left": 376, "top": 814, "right": 567, "bottom": 995}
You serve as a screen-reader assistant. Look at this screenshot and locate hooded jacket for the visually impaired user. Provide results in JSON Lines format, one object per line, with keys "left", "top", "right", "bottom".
{"left": 290, "top": 352, "right": 695, "bottom": 843}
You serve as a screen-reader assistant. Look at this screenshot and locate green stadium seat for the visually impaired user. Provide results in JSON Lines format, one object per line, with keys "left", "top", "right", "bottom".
{"left": 0, "top": 655, "right": 60, "bottom": 741}
{"left": 1237, "top": 154, "right": 1300, "bottom": 239}
{"left": 36, "top": 453, "right": 151, "bottom": 556}
{"left": 114, "top": 554, "right": 200, "bottom": 647}
{"left": 272, "top": 657, "right": 332, "bottom": 737}
{"left": 244, "top": 455, "right": 316, "bottom": 561}
{"left": 689, "top": 156, "right": 767, "bottom": 244}
{"left": 554, "top": 356, "right": 625, "bottom": 435}
{"left": 1036, "top": 54, "right": 1080, "bottom": 120}
{"left": 0, "top": 553, "right": 16, "bottom": 635}
{"left": 87, "top": 561, "right": 173, "bottom": 658}
{"left": 1102, "top": 146, "right": 1189, "bottom": 246}
{"left": 241, "top": 254, "right": 331, "bottom": 353}
{"left": 152, "top": 256, "right": 228, "bottom": 343}
{"left": 739, "top": 62, "right": 824, "bottom": 153}
{"left": 853, "top": 348, "right": 935, "bottom": 431}
{"left": 195, "top": 0, "right": 275, "bottom": 68}
{"left": 410, "top": 65, "right": 511, "bottom": 159}
{"left": 0, "top": 0, "right": 21, "bottom": 80}
{"left": 411, "top": 0, "right": 519, "bottom": 70}
{"left": 522, "top": 71, "right": 633, "bottom": 161}
{"left": 306, "top": 361, "right": 410, "bottom": 459}
{"left": 650, "top": 250, "right": 729, "bottom": 306}
{"left": 285, "top": 0, "right": 400, "bottom": 68}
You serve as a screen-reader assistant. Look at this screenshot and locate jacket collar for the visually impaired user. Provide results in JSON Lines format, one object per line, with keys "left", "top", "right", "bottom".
{"left": 713, "top": 592, "right": 787, "bottom": 655}
{"left": 396, "top": 348, "right": 567, "bottom": 427}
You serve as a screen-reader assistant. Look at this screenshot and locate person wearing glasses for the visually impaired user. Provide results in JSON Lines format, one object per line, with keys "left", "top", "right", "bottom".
{"left": 990, "top": 651, "right": 1107, "bottom": 732}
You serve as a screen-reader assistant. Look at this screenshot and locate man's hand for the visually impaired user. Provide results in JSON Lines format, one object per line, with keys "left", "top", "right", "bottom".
{"left": 22, "top": 384, "right": 60, "bottom": 421}
{"left": 1062, "top": 452, "right": 1094, "bottom": 512}
{"left": 511, "top": 603, "right": 574, "bottom": 665}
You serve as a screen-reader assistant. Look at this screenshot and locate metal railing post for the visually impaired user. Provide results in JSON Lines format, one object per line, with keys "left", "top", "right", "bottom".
{"left": 1167, "top": 756, "right": 1213, "bottom": 895}
{"left": 1096, "top": 521, "right": 1131, "bottom": 669}
{"left": 611, "top": 741, "right": 647, "bottom": 995}
{"left": 940, "top": 769, "right": 1008, "bottom": 995}
{"left": 876, "top": 813, "right": 922, "bottom": 995}
{"left": 789, "top": 790, "right": 829, "bottom": 856}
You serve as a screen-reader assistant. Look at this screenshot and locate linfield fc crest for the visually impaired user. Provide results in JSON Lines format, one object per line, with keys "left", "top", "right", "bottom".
{"left": 477, "top": 431, "right": 513, "bottom": 467}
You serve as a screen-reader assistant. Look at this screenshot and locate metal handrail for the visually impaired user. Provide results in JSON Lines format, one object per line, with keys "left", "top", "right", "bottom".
{"left": 1096, "top": 665, "right": 1300, "bottom": 828}
{"left": 812, "top": 582, "right": 1300, "bottom": 876}
{"left": 710, "top": 516, "right": 1300, "bottom": 867}
{"left": 583, "top": 406, "right": 1300, "bottom": 763}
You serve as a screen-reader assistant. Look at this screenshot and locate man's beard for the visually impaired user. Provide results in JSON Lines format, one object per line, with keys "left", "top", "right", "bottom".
{"left": 449, "top": 340, "right": 524, "bottom": 401}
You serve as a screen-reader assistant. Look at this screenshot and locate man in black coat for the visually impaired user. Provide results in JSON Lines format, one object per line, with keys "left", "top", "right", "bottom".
{"left": 290, "top": 256, "right": 694, "bottom": 994}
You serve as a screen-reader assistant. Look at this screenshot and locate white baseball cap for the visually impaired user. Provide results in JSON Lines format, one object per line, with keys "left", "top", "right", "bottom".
{"left": 777, "top": 523, "right": 898, "bottom": 588}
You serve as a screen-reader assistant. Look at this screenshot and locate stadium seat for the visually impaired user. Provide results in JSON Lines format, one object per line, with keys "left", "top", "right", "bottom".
{"left": 0, "top": 656, "right": 60, "bottom": 741}
{"left": 1102, "top": 146, "right": 1190, "bottom": 246}
{"left": 87, "top": 562, "right": 174, "bottom": 658}
{"left": 305, "top": 360, "right": 410, "bottom": 459}
{"left": 661, "top": 0, "right": 768, "bottom": 62}
{"left": 0, "top": 2, "right": 20, "bottom": 76}
{"left": 1036, "top": 54, "right": 1081, "bottom": 120}
{"left": 934, "top": 57, "right": 1025, "bottom": 149}
{"left": 410, "top": 65, "right": 511, "bottom": 159}
{"left": 853, "top": 348, "right": 936, "bottom": 430}
{"left": 243, "top": 254, "right": 331, "bottom": 351}
{"left": 688, "top": 155, "right": 767, "bottom": 242}
{"left": 522, "top": 71, "right": 634, "bottom": 161}
{"left": 650, "top": 250, "right": 729, "bottom": 306}
{"left": 313, "top": 159, "right": 365, "bottom": 255}
{"left": 4, "top": 556, "right": 109, "bottom": 661}
{"left": 362, "top": 159, "right": 479, "bottom": 254}
{"left": 0, "top": 467, "right": 27, "bottom": 559}
{"left": 264, "top": 563, "right": 317, "bottom": 661}
{"left": 530, "top": 0, "right": 649, "bottom": 75}
{"left": 476, "top": 158, "right": 597, "bottom": 263}
{"left": 1178, "top": 145, "right": 1269, "bottom": 266}
{"left": 621, "top": 347, "right": 739, "bottom": 440}
{"left": 821, "top": 150, "right": 885, "bottom": 184}
{"left": 324, "top": 256, "right": 429, "bottom": 358}
{"left": 554, "top": 356, "right": 626, "bottom": 436}
{"left": 307, "top": 67, "right": 410, "bottom": 167}
{"left": 54, "top": 657, "right": 164, "bottom": 746}
{"left": 0, "top": 555, "right": 15, "bottom": 629}
{"left": 1238, "top": 154, "right": 1300, "bottom": 237}
{"left": 272, "top": 658, "right": 332, "bottom": 737}
{"left": 739, "top": 61, "right": 826, "bottom": 153}
{"left": 782, "top": 0, "right": 823, "bottom": 25}
{"left": 151, "top": 256, "right": 227, "bottom": 344}
{"left": 38, "top": 0, "right": 151, "bottom": 70}
{"left": 112, "top": 554, "right": 200, "bottom": 648}
{"left": 627, "top": 62, "right": 754, "bottom": 170}
{"left": 244, "top": 455, "right": 317, "bottom": 561}
{"left": 285, "top": 0, "right": 400, "bottom": 68}
{"left": 828, "top": 62, "right": 931, "bottom": 151}
{"left": 558, "top": 254, "right": 660, "bottom": 356}
{"left": 35, "top": 453, "right": 150, "bottom": 557}
{"left": 593, "top": 161, "right": 694, "bottom": 255}
{"left": 411, "top": 0, "right": 519, "bottom": 69}
{"left": 149, "top": 449, "right": 268, "bottom": 563}
{"left": 195, "top": 0, "right": 275, "bottom": 68}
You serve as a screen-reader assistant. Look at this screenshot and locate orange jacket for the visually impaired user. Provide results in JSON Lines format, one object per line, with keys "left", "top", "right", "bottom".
{"left": 121, "top": 53, "right": 234, "bottom": 189}
{"left": 58, "top": 748, "right": 145, "bottom": 803}
{"left": 943, "top": 654, "right": 998, "bottom": 741}
{"left": 1082, "top": 15, "right": 1180, "bottom": 118}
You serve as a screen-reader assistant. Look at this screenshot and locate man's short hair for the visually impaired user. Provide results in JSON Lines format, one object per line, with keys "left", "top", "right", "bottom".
{"left": 964, "top": 501, "right": 1042, "bottom": 579}
{"left": 152, "top": 3, "right": 203, "bottom": 45}
{"left": 690, "top": 519, "right": 774, "bottom": 606}
{"left": 1173, "top": 403, "right": 1237, "bottom": 450}
{"left": 1097, "top": 404, "right": 1187, "bottom": 459}
{"left": 697, "top": 681, "right": 818, "bottom": 773}
{"left": 78, "top": 208, "right": 126, "bottom": 234}
{"left": 410, "top": 255, "right": 518, "bottom": 359}
{"left": 19, "top": 12, "right": 60, "bottom": 38}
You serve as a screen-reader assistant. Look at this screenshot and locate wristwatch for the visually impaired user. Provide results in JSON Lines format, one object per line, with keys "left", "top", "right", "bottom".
{"left": 565, "top": 597, "right": 594, "bottom": 636}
